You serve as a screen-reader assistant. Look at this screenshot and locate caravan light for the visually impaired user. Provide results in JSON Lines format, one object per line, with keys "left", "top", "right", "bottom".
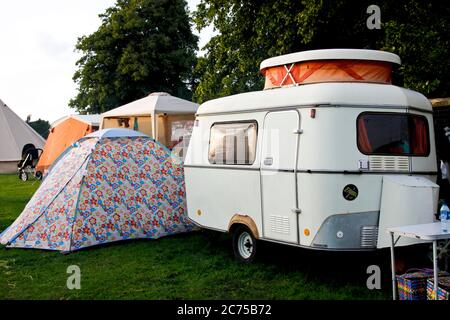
{"left": 304, "top": 229, "right": 310, "bottom": 236}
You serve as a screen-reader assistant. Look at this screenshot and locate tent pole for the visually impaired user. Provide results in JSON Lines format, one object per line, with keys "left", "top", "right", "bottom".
{"left": 152, "top": 112, "right": 157, "bottom": 140}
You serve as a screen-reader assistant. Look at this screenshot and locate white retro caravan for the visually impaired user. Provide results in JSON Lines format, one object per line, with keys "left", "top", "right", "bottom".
{"left": 184, "top": 49, "right": 439, "bottom": 262}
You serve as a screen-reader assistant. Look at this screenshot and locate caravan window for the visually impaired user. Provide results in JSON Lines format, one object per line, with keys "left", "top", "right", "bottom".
{"left": 357, "top": 112, "right": 430, "bottom": 156}
{"left": 209, "top": 121, "right": 258, "bottom": 165}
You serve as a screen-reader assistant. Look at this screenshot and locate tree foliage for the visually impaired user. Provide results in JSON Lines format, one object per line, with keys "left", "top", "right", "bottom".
{"left": 27, "top": 118, "right": 50, "bottom": 139}
{"left": 70, "top": 0, "right": 198, "bottom": 114}
{"left": 193, "top": 0, "right": 450, "bottom": 103}
{"left": 381, "top": 1, "right": 450, "bottom": 96}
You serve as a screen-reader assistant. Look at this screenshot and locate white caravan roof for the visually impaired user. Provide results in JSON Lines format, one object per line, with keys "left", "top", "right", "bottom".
{"left": 197, "top": 82, "right": 432, "bottom": 116}
{"left": 101, "top": 92, "right": 199, "bottom": 118}
{"left": 0, "top": 99, "right": 46, "bottom": 161}
{"left": 260, "top": 49, "right": 401, "bottom": 70}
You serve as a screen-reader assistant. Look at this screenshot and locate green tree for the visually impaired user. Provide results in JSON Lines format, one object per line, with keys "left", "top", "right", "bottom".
{"left": 70, "top": 0, "right": 198, "bottom": 114}
{"left": 27, "top": 118, "right": 50, "bottom": 139}
{"left": 381, "top": 1, "right": 450, "bottom": 97}
{"left": 193, "top": 0, "right": 450, "bottom": 103}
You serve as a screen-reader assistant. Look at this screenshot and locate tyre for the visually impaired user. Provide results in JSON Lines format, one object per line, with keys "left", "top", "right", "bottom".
{"left": 232, "top": 225, "right": 257, "bottom": 263}
{"left": 35, "top": 171, "right": 43, "bottom": 180}
{"left": 19, "top": 171, "right": 28, "bottom": 182}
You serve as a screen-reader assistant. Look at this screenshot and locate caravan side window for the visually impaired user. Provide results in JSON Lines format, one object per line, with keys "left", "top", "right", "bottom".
{"left": 209, "top": 121, "right": 258, "bottom": 165}
{"left": 357, "top": 112, "right": 430, "bottom": 156}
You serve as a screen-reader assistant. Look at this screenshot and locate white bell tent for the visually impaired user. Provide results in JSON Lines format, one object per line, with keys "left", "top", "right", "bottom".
{"left": 0, "top": 99, "right": 45, "bottom": 173}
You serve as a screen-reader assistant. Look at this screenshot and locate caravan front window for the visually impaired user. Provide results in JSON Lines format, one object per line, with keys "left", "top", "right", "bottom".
{"left": 357, "top": 112, "right": 430, "bottom": 156}
{"left": 209, "top": 121, "right": 258, "bottom": 165}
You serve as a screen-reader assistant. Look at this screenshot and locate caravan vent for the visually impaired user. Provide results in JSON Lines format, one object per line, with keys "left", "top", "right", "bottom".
{"left": 369, "top": 156, "right": 409, "bottom": 171}
{"left": 268, "top": 215, "right": 290, "bottom": 234}
{"left": 361, "top": 226, "right": 378, "bottom": 248}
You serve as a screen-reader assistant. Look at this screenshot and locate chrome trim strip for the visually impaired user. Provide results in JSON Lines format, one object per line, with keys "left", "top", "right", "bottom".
{"left": 196, "top": 104, "right": 432, "bottom": 117}
{"left": 183, "top": 164, "right": 260, "bottom": 171}
{"left": 260, "top": 236, "right": 377, "bottom": 252}
{"left": 183, "top": 165, "right": 437, "bottom": 175}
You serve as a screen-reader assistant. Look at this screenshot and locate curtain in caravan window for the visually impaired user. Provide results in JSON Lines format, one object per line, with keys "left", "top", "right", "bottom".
{"left": 357, "top": 113, "right": 429, "bottom": 156}
{"left": 410, "top": 116, "right": 428, "bottom": 155}
{"left": 357, "top": 117, "right": 372, "bottom": 153}
{"left": 209, "top": 122, "right": 257, "bottom": 165}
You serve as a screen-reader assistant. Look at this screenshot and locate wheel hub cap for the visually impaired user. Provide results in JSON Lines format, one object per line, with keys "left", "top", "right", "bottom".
{"left": 238, "top": 232, "right": 253, "bottom": 259}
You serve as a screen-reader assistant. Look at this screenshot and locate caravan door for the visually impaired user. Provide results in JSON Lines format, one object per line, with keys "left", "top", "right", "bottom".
{"left": 261, "top": 110, "right": 300, "bottom": 243}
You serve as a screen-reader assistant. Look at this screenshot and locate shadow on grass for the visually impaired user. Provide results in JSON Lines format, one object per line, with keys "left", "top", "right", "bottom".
{"left": 200, "top": 229, "right": 432, "bottom": 295}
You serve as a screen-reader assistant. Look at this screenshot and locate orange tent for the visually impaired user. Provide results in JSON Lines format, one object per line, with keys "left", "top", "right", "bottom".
{"left": 36, "top": 115, "right": 100, "bottom": 173}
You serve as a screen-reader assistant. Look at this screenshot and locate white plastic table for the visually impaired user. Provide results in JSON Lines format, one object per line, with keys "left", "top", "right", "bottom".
{"left": 388, "top": 222, "right": 450, "bottom": 300}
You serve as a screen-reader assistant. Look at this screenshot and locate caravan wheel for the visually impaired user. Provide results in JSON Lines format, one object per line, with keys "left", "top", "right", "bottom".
{"left": 232, "top": 225, "right": 257, "bottom": 263}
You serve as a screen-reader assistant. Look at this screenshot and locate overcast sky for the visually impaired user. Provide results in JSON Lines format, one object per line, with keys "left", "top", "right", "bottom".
{"left": 0, "top": 0, "right": 213, "bottom": 123}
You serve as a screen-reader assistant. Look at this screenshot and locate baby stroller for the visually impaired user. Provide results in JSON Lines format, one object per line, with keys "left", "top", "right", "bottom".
{"left": 17, "top": 144, "right": 43, "bottom": 181}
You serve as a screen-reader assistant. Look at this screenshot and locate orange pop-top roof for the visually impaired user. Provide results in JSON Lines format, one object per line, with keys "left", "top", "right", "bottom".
{"left": 260, "top": 49, "right": 401, "bottom": 90}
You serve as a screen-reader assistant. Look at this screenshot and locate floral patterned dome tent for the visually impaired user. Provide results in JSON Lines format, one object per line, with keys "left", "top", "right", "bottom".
{"left": 0, "top": 128, "right": 194, "bottom": 252}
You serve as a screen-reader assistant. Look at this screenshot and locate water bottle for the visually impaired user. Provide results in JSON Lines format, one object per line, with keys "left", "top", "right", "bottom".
{"left": 440, "top": 203, "right": 449, "bottom": 233}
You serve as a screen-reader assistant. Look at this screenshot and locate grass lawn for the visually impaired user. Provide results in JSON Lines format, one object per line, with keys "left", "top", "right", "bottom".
{"left": 0, "top": 174, "right": 395, "bottom": 300}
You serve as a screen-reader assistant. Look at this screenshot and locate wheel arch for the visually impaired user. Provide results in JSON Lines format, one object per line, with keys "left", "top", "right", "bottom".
{"left": 228, "top": 214, "right": 260, "bottom": 239}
